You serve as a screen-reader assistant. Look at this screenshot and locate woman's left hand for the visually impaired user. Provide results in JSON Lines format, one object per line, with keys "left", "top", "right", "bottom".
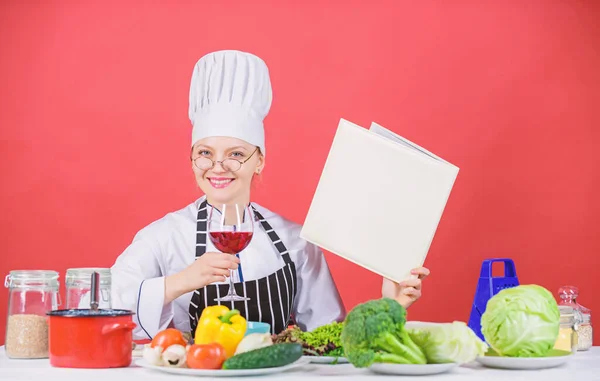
{"left": 381, "top": 267, "right": 430, "bottom": 308}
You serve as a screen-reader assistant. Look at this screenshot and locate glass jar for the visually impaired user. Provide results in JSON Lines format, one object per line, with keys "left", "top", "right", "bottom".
{"left": 4, "top": 270, "right": 60, "bottom": 359}
{"left": 558, "top": 285, "right": 592, "bottom": 351}
{"left": 554, "top": 306, "right": 578, "bottom": 353}
{"left": 65, "top": 268, "right": 111, "bottom": 309}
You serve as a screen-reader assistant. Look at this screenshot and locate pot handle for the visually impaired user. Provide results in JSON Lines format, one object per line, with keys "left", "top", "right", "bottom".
{"left": 102, "top": 322, "right": 137, "bottom": 335}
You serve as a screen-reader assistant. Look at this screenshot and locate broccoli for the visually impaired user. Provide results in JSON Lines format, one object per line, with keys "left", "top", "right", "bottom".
{"left": 340, "top": 298, "right": 427, "bottom": 367}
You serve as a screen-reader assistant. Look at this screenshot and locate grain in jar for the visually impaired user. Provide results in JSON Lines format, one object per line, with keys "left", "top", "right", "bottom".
{"left": 6, "top": 314, "right": 49, "bottom": 358}
{"left": 4, "top": 270, "right": 59, "bottom": 359}
{"left": 577, "top": 314, "right": 593, "bottom": 351}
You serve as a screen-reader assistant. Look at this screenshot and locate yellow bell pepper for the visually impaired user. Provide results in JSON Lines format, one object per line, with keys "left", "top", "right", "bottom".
{"left": 194, "top": 305, "right": 247, "bottom": 358}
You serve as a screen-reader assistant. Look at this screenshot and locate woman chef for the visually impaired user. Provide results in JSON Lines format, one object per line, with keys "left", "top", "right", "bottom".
{"left": 110, "top": 50, "right": 430, "bottom": 340}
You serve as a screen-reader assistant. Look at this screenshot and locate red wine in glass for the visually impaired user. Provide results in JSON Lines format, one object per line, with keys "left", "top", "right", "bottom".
{"left": 208, "top": 203, "right": 254, "bottom": 302}
{"left": 209, "top": 232, "right": 253, "bottom": 254}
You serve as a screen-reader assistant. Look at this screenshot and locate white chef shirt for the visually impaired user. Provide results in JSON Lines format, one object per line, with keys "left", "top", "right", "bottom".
{"left": 110, "top": 196, "right": 346, "bottom": 340}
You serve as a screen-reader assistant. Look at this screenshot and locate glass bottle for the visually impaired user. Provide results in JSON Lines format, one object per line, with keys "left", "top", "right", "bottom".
{"left": 65, "top": 268, "right": 111, "bottom": 309}
{"left": 4, "top": 270, "right": 59, "bottom": 359}
{"left": 558, "top": 285, "right": 592, "bottom": 351}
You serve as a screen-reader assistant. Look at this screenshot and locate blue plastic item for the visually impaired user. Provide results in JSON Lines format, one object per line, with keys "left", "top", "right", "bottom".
{"left": 468, "top": 258, "right": 520, "bottom": 341}
{"left": 245, "top": 321, "right": 271, "bottom": 336}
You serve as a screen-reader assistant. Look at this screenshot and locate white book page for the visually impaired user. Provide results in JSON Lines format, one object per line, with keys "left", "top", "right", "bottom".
{"left": 369, "top": 122, "right": 452, "bottom": 165}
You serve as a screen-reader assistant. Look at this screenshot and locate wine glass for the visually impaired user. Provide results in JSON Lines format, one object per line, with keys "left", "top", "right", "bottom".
{"left": 208, "top": 203, "right": 254, "bottom": 302}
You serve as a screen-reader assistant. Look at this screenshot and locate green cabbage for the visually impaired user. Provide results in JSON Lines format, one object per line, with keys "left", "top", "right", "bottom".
{"left": 481, "top": 284, "right": 560, "bottom": 357}
{"left": 407, "top": 321, "right": 488, "bottom": 364}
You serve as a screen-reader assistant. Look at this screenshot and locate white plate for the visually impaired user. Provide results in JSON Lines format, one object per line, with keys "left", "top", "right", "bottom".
{"left": 135, "top": 357, "right": 310, "bottom": 377}
{"left": 476, "top": 350, "right": 572, "bottom": 370}
{"left": 369, "top": 362, "right": 458, "bottom": 376}
{"left": 303, "top": 355, "right": 348, "bottom": 364}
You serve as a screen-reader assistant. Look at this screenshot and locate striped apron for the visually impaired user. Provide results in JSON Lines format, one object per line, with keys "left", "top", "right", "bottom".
{"left": 188, "top": 200, "right": 298, "bottom": 336}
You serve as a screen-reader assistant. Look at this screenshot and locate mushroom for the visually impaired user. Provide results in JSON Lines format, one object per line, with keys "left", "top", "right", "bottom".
{"left": 161, "top": 344, "right": 187, "bottom": 367}
{"left": 143, "top": 344, "right": 164, "bottom": 366}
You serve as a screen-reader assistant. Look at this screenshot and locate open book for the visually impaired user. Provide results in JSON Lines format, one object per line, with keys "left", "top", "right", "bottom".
{"left": 300, "top": 118, "right": 459, "bottom": 283}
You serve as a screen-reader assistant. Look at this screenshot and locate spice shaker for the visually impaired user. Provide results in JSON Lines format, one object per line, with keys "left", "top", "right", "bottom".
{"left": 65, "top": 268, "right": 112, "bottom": 309}
{"left": 557, "top": 285, "right": 593, "bottom": 351}
{"left": 4, "top": 270, "right": 60, "bottom": 359}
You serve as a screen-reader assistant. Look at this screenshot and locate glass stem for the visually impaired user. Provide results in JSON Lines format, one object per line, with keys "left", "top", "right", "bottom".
{"left": 228, "top": 269, "right": 236, "bottom": 296}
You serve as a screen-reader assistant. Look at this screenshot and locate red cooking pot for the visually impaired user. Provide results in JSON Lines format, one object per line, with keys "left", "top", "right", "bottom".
{"left": 47, "top": 308, "right": 136, "bottom": 368}
{"left": 46, "top": 271, "right": 136, "bottom": 368}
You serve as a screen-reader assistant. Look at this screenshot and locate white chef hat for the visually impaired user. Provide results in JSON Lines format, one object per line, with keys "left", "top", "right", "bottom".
{"left": 188, "top": 50, "right": 273, "bottom": 155}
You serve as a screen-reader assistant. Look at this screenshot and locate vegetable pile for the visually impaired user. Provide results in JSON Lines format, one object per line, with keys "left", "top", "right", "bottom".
{"left": 142, "top": 305, "right": 302, "bottom": 370}
{"left": 272, "top": 321, "right": 344, "bottom": 357}
{"left": 340, "top": 298, "right": 488, "bottom": 368}
{"left": 481, "top": 284, "right": 561, "bottom": 357}
{"left": 145, "top": 285, "right": 561, "bottom": 371}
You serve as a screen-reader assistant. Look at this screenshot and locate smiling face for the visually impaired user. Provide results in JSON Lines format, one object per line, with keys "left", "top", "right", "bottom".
{"left": 191, "top": 136, "right": 264, "bottom": 206}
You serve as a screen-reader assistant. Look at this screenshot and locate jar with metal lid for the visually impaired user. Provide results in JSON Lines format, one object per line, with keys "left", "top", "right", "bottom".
{"left": 65, "top": 268, "right": 111, "bottom": 309}
{"left": 4, "top": 270, "right": 60, "bottom": 359}
{"left": 554, "top": 306, "right": 578, "bottom": 353}
{"left": 557, "top": 285, "right": 592, "bottom": 351}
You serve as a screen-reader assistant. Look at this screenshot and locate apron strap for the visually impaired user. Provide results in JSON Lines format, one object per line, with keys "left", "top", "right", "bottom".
{"left": 251, "top": 206, "right": 292, "bottom": 266}
{"left": 194, "top": 200, "right": 209, "bottom": 257}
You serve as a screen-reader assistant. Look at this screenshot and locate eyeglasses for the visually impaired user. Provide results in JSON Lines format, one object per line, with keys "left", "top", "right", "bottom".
{"left": 192, "top": 147, "right": 259, "bottom": 172}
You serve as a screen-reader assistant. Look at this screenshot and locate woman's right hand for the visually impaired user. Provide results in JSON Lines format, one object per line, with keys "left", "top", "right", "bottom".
{"left": 164, "top": 252, "right": 240, "bottom": 304}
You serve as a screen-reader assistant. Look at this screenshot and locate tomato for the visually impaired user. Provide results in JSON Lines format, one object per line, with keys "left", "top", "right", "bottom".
{"left": 186, "top": 343, "right": 227, "bottom": 369}
{"left": 151, "top": 328, "right": 187, "bottom": 349}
